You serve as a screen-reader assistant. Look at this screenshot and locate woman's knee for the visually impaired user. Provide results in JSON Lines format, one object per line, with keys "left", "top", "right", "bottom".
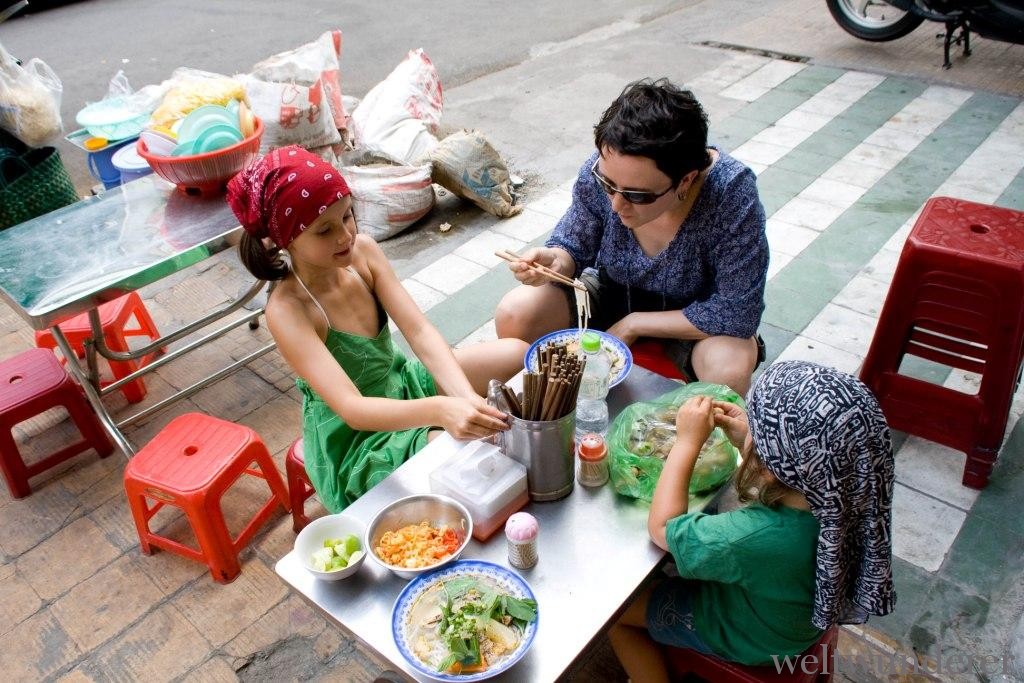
{"left": 495, "top": 286, "right": 566, "bottom": 340}
{"left": 691, "top": 336, "right": 758, "bottom": 394}
{"left": 495, "top": 288, "right": 531, "bottom": 338}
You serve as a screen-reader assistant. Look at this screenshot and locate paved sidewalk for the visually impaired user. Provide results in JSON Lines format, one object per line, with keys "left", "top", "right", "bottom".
{"left": 1, "top": 18, "right": 1023, "bottom": 683}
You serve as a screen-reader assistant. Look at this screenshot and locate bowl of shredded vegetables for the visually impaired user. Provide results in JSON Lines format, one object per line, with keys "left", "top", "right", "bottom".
{"left": 366, "top": 494, "right": 473, "bottom": 580}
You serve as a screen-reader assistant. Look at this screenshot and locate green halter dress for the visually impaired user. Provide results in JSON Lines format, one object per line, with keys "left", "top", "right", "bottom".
{"left": 294, "top": 268, "right": 437, "bottom": 513}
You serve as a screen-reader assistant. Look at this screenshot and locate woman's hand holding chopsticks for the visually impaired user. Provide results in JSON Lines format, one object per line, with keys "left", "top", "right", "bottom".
{"left": 497, "top": 247, "right": 585, "bottom": 291}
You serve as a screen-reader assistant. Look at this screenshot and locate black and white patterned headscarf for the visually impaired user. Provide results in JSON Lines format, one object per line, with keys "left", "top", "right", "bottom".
{"left": 747, "top": 361, "right": 896, "bottom": 630}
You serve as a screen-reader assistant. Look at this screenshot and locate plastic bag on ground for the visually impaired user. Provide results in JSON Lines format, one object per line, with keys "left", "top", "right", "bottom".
{"left": 350, "top": 48, "right": 442, "bottom": 164}
{"left": 340, "top": 161, "right": 434, "bottom": 241}
{"left": 236, "top": 74, "right": 341, "bottom": 153}
{"left": 429, "top": 130, "right": 521, "bottom": 217}
{"left": 608, "top": 382, "right": 745, "bottom": 503}
{"left": 250, "top": 30, "right": 347, "bottom": 135}
{"left": 0, "top": 41, "right": 62, "bottom": 147}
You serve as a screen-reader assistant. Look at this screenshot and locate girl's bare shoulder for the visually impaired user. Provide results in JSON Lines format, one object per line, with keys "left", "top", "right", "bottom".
{"left": 352, "top": 234, "right": 385, "bottom": 284}
{"left": 353, "top": 233, "right": 385, "bottom": 262}
{"left": 265, "top": 277, "right": 315, "bottom": 328}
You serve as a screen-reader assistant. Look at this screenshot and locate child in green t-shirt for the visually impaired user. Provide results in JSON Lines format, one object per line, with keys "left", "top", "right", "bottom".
{"left": 609, "top": 360, "right": 896, "bottom": 680}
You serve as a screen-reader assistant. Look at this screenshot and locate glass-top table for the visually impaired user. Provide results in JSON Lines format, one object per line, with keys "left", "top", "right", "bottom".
{"left": 0, "top": 176, "right": 272, "bottom": 455}
{"left": 0, "top": 174, "right": 241, "bottom": 330}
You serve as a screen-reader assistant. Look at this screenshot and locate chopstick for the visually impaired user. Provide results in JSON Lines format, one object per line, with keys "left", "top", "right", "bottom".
{"left": 521, "top": 341, "right": 586, "bottom": 421}
{"left": 495, "top": 250, "right": 587, "bottom": 292}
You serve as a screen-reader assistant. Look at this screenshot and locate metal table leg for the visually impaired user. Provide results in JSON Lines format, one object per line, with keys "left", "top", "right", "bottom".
{"left": 51, "top": 327, "right": 135, "bottom": 457}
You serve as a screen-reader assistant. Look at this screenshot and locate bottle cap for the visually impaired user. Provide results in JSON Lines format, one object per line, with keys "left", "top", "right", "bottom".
{"left": 580, "top": 331, "right": 601, "bottom": 353}
{"left": 578, "top": 433, "right": 607, "bottom": 461}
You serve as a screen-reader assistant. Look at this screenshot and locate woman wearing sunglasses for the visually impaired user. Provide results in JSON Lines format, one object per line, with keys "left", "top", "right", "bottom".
{"left": 495, "top": 78, "right": 768, "bottom": 396}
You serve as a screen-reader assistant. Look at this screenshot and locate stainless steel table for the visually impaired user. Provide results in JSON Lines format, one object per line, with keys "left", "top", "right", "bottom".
{"left": 0, "top": 175, "right": 272, "bottom": 455}
{"left": 275, "top": 368, "right": 722, "bottom": 682}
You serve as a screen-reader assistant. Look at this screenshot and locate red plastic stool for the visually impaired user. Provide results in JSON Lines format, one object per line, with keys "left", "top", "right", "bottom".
{"left": 666, "top": 626, "right": 838, "bottom": 683}
{"left": 123, "top": 413, "right": 291, "bottom": 583}
{"left": 860, "top": 197, "right": 1024, "bottom": 489}
{"left": 35, "top": 292, "right": 162, "bottom": 404}
{"left": 0, "top": 348, "right": 113, "bottom": 499}
{"left": 285, "top": 437, "right": 317, "bottom": 533}
{"left": 631, "top": 338, "right": 688, "bottom": 381}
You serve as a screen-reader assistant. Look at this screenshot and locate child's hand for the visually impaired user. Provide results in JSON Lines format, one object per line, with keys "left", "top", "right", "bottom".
{"left": 438, "top": 396, "right": 509, "bottom": 440}
{"left": 675, "top": 396, "right": 715, "bottom": 449}
{"left": 712, "top": 400, "right": 749, "bottom": 449}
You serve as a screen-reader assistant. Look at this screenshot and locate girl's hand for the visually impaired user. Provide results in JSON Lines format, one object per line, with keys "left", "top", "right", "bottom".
{"left": 675, "top": 396, "right": 715, "bottom": 449}
{"left": 508, "top": 247, "right": 565, "bottom": 286}
{"left": 712, "top": 400, "right": 749, "bottom": 449}
{"left": 437, "top": 396, "right": 509, "bottom": 440}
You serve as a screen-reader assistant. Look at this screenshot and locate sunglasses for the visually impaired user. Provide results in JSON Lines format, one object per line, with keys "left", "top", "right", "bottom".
{"left": 590, "top": 160, "right": 675, "bottom": 205}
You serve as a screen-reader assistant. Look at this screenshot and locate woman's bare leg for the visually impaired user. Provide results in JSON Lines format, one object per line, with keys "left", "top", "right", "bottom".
{"left": 690, "top": 335, "right": 760, "bottom": 398}
{"left": 452, "top": 338, "right": 530, "bottom": 396}
{"left": 494, "top": 284, "right": 573, "bottom": 343}
{"left": 609, "top": 583, "right": 671, "bottom": 683}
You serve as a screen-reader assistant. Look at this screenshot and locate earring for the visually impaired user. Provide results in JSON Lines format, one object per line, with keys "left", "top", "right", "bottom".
{"left": 677, "top": 183, "right": 690, "bottom": 202}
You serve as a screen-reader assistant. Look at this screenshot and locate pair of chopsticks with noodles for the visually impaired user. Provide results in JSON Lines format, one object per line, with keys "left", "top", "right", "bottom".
{"left": 495, "top": 250, "right": 586, "bottom": 292}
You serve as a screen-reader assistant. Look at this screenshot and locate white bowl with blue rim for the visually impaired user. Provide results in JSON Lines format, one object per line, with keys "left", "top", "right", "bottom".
{"left": 524, "top": 329, "right": 632, "bottom": 388}
{"left": 392, "top": 559, "right": 538, "bottom": 681}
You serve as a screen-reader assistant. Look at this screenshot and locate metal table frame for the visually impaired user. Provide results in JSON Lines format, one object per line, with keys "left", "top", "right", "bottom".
{"left": 0, "top": 175, "right": 274, "bottom": 455}
{"left": 275, "top": 368, "right": 724, "bottom": 682}
{"left": 49, "top": 279, "right": 274, "bottom": 455}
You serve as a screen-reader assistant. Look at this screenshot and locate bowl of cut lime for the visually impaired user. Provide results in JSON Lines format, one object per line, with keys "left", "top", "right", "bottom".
{"left": 294, "top": 514, "right": 367, "bottom": 581}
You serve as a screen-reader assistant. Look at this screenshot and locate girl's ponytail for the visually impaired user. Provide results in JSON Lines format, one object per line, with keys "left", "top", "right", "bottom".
{"left": 239, "top": 232, "right": 289, "bottom": 281}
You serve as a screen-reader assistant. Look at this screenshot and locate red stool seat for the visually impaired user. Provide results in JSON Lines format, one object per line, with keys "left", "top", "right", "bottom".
{"left": 860, "top": 197, "right": 1024, "bottom": 489}
{"left": 286, "top": 438, "right": 317, "bottom": 532}
{"left": 0, "top": 348, "right": 113, "bottom": 498}
{"left": 35, "top": 292, "right": 162, "bottom": 404}
{"left": 123, "top": 413, "right": 290, "bottom": 583}
{"left": 665, "top": 626, "right": 838, "bottom": 683}
{"left": 631, "top": 338, "right": 688, "bottom": 381}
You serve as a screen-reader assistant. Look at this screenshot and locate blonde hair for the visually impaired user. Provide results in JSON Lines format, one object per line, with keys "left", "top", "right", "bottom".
{"left": 734, "top": 443, "right": 797, "bottom": 507}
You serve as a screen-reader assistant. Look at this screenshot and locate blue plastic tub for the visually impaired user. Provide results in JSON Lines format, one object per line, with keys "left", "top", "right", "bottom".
{"left": 86, "top": 137, "right": 137, "bottom": 189}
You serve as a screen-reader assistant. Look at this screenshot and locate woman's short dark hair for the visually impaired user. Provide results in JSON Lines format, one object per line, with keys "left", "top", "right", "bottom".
{"left": 239, "top": 232, "right": 289, "bottom": 281}
{"left": 594, "top": 78, "right": 712, "bottom": 184}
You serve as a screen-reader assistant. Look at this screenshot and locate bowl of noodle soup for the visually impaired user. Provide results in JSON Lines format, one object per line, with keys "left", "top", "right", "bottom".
{"left": 392, "top": 560, "right": 539, "bottom": 680}
{"left": 524, "top": 329, "right": 632, "bottom": 388}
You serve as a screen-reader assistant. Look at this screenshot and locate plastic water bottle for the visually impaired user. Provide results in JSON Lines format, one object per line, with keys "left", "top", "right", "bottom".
{"left": 576, "top": 332, "right": 610, "bottom": 437}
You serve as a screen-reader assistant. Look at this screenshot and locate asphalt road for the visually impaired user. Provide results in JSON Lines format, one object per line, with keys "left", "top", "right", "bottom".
{"left": 0, "top": 0, "right": 688, "bottom": 189}
{"left": 0, "top": 0, "right": 1019, "bottom": 192}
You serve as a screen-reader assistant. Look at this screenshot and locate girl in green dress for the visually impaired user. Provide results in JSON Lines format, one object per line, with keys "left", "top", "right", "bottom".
{"left": 227, "top": 146, "right": 527, "bottom": 513}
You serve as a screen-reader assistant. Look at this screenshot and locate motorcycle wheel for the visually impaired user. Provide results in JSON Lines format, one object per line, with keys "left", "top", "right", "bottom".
{"left": 826, "top": 0, "right": 924, "bottom": 41}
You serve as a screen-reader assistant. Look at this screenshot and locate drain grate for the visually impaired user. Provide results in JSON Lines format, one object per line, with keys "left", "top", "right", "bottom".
{"left": 697, "top": 40, "right": 810, "bottom": 63}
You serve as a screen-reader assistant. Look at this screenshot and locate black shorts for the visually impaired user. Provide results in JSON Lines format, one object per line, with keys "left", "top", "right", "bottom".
{"left": 562, "top": 268, "right": 766, "bottom": 381}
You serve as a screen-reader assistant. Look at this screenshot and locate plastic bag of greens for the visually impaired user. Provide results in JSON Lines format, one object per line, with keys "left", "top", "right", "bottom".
{"left": 608, "top": 382, "right": 744, "bottom": 503}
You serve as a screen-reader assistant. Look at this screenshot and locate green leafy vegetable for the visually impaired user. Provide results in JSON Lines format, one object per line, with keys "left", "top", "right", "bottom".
{"left": 430, "top": 577, "right": 538, "bottom": 673}
{"left": 503, "top": 596, "right": 538, "bottom": 623}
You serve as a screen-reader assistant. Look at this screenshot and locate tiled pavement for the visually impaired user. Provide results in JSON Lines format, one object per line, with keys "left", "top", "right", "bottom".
{"left": 1, "top": 52, "right": 1023, "bottom": 682}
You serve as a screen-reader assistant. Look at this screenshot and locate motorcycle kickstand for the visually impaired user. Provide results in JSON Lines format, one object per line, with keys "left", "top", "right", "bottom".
{"left": 940, "top": 18, "right": 971, "bottom": 69}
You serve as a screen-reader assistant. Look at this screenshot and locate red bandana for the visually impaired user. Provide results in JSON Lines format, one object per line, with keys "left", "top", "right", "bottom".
{"left": 226, "top": 145, "right": 351, "bottom": 249}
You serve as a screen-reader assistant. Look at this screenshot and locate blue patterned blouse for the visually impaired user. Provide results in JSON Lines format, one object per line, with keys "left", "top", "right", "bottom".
{"left": 546, "top": 149, "right": 769, "bottom": 339}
